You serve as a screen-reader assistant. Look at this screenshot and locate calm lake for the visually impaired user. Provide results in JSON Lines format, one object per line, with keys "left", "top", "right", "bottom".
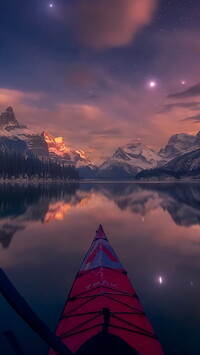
{"left": 0, "top": 182, "right": 200, "bottom": 355}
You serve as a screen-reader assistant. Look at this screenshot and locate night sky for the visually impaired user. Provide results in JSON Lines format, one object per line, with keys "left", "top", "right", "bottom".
{"left": 1, "top": 0, "right": 200, "bottom": 162}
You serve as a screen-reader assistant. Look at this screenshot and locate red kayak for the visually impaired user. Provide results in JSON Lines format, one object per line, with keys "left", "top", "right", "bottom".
{"left": 50, "top": 225, "right": 163, "bottom": 355}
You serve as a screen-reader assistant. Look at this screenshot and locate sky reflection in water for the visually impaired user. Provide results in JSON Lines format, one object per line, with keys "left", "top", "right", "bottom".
{"left": 0, "top": 182, "right": 200, "bottom": 355}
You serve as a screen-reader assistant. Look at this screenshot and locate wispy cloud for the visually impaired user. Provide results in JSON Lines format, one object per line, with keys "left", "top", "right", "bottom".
{"left": 168, "top": 83, "right": 200, "bottom": 99}
{"left": 181, "top": 114, "right": 200, "bottom": 123}
{"left": 88, "top": 128, "right": 122, "bottom": 137}
{"left": 158, "top": 102, "right": 200, "bottom": 114}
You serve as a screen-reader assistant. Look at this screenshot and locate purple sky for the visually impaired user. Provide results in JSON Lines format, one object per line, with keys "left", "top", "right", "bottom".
{"left": 1, "top": 0, "right": 200, "bottom": 162}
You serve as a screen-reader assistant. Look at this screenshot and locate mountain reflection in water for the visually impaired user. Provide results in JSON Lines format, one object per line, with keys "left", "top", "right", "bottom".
{"left": 0, "top": 182, "right": 200, "bottom": 355}
{"left": 1, "top": 182, "right": 200, "bottom": 249}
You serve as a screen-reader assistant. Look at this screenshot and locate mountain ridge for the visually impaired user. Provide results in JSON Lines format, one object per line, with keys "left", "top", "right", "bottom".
{"left": 0, "top": 107, "right": 97, "bottom": 176}
{"left": 42, "top": 130, "right": 98, "bottom": 177}
{"left": 96, "top": 132, "right": 200, "bottom": 179}
{"left": 1, "top": 106, "right": 200, "bottom": 180}
{"left": 0, "top": 107, "right": 49, "bottom": 158}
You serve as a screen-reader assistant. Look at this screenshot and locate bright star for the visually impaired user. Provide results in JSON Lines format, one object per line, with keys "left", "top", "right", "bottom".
{"left": 49, "top": 3, "right": 53, "bottom": 8}
{"left": 155, "top": 275, "right": 164, "bottom": 285}
{"left": 149, "top": 81, "right": 156, "bottom": 88}
{"left": 181, "top": 80, "right": 186, "bottom": 85}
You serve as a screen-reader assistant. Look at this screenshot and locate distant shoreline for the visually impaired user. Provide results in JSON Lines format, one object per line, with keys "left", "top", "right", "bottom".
{"left": 0, "top": 178, "right": 79, "bottom": 184}
{"left": 1, "top": 178, "right": 200, "bottom": 184}
{"left": 80, "top": 179, "right": 200, "bottom": 184}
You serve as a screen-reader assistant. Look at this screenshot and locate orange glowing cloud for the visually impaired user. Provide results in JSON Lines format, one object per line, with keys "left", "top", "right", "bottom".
{"left": 72, "top": 0, "right": 159, "bottom": 49}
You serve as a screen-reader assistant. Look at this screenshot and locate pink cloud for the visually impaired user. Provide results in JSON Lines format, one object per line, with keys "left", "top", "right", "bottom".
{"left": 71, "top": 0, "right": 159, "bottom": 49}
{"left": 0, "top": 88, "right": 44, "bottom": 108}
{"left": 1, "top": 81, "right": 199, "bottom": 165}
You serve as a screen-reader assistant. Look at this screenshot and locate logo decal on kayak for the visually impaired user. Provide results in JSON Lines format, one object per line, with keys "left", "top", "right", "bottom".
{"left": 85, "top": 280, "right": 118, "bottom": 290}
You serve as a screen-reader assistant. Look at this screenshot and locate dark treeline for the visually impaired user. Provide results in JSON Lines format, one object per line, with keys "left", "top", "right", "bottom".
{"left": 0, "top": 151, "right": 79, "bottom": 180}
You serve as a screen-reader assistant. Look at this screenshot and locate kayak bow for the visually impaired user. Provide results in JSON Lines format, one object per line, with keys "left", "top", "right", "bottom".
{"left": 50, "top": 225, "right": 163, "bottom": 355}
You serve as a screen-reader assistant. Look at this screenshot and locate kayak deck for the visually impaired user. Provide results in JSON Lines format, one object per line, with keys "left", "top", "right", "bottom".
{"left": 49, "top": 225, "right": 163, "bottom": 354}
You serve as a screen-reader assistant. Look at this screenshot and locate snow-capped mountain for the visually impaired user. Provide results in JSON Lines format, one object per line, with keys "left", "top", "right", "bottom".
{"left": 158, "top": 132, "right": 200, "bottom": 166}
{"left": 96, "top": 132, "right": 200, "bottom": 179}
{"left": 164, "top": 147, "right": 200, "bottom": 173}
{"left": 135, "top": 131, "right": 200, "bottom": 180}
{"left": 0, "top": 107, "right": 49, "bottom": 158}
{"left": 42, "top": 131, "right": 72, "bottom": 163}
{"left": 137, "top": 147, "right": 200, "bottom": 180}
{"left": 96, "top": 143, "right": 162, "bottom": 179}
{"left": 1, "top": 106, "right": 200, "bottom": 180}
{"left": 0, "top": 108, "right": 96, "bottom": 174}
{"left": 0, "top": 106, "right": 21, "bottom": 127}
{"left": 42, "top": 131, "right": 98, "bottom": 176}
{"left": 194, "top": 131, "right": 200, "bottom": 146}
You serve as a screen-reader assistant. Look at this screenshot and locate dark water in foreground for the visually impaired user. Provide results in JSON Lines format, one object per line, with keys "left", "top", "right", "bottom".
{"left": 0, "top": 182, "right": 200, "bottom": 355}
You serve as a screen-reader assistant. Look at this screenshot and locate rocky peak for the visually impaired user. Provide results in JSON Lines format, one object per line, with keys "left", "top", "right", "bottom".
{"left": 42, "top": 131, "right": 95, "bottom": 167}
{"left": 194, "top": 131, "right": 200, "bottom": 146}
{"left": 126, "top": 142, "right": 143, "bottom": 149}
{"left": 0, "top": 107, "right": 19, "bottom": 127}
{"left": 0, "top": 108, "right": 49, "bottom": 158}
{"left": 41, "top": 131, "right": 55, "bottom": 144}
{"left": 123, "top": 143, "right": 160, "bottom": 164}
{"left": 159, "top": 133, "right": 195, "bottom": 159}
{"left": 43, "top": 131, "right": 70, "bottom": 154}
{"left": 73, "top": 150, "right": 93, "bottom": 164}
{"left": 6, "top": 107, "right": 14, "bottom": 112}
{"left": 168, "top": 133, "right": 194, "bottom": 145}
{"left": 125, "top": 143, "right": 145, "bottom": 155}
{"left": 113, "top": 147, "right": 131, "bottom": 161}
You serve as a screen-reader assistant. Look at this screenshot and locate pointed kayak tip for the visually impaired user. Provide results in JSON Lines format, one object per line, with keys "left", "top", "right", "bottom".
{"left": 95, "top": 224, "right": 108, "bottom": 241}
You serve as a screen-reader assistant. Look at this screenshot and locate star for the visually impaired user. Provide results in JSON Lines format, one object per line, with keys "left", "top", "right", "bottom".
{"left": 49, "top": 3, "right": 53, "bottom": 8}
{"left": 149, "top": 81, "right": 156, "bottom": 88}
{"left": 181, "top": 80, "right": 186, "bottom": 85}
{"left": 156, "top": 275, "right": 164, "bottom": 285}
{"left": 159, "top": 276, "right": 163, "bottom": 284}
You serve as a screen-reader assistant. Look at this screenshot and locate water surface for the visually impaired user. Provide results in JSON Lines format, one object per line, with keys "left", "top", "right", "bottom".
{"left": 0, "top": 182, "right": 200, "bottom": 354}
